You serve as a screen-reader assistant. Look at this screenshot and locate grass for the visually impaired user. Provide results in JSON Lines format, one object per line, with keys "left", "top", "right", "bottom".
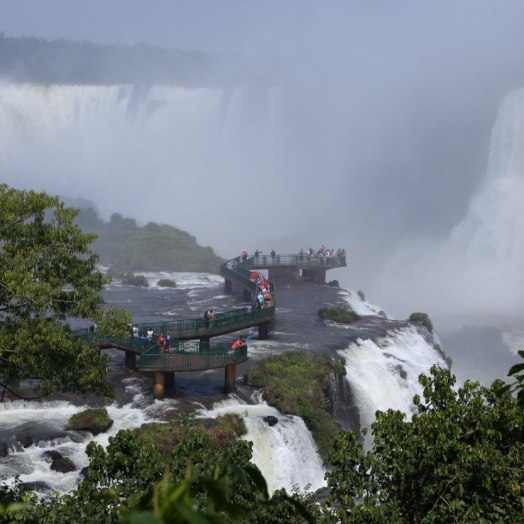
{"left": 243, "top": 351, "right": 345, "bottom": 456}
{"left": 319, "top": 306, "right": 361, "bottom": 324}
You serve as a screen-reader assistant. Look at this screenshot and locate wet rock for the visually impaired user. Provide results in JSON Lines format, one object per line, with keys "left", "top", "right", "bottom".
{"left": 0, "top": 442, "right": 10, "bottom": 457}
{"left": 43, "top": 450, "right": 63, "bottom": 461}
{"left": 263, "top": 415, "right": 278, "bottom": 426}
{"left": 16, "top": 434, "right": 34, "bottom": 448}
{"left": 50, "top": 457, "right": 77, "bottom": 473}
{"left": 66, "top": 408, "right": 113, "bottom": 436}
{"left": 19, "top": 481, "right": 53, "bottom": 493}
{"left": 327, "top": 280, "right": 339, "bottom": 288}
{"left": 79, "top": 466, "right": 89, "bottom": 480}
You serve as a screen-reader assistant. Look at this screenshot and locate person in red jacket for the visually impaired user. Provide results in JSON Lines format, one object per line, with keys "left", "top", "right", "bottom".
{"left": 231, "top": 336, "right": 246, "bottom": 350}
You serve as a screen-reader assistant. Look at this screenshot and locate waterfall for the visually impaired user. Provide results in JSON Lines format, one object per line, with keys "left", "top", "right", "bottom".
{"left": 198, "top": 396, "right": 326, "bottom": 495}
{"left": 338, "top": 326, "right": 445, "bottom": 448}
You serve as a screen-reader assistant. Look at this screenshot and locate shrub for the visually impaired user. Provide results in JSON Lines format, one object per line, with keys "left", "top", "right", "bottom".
{"left": 319, "top": 306, "right": 360, "bottom": 324}
{"left": 157, "top": 278, "right": 177, "bottom": 288}
{"left": 357, "top": 290, "right": 366, "bottom": 301}
{"left": 433, "top": 343, "right": 453, "bottom": 369}
{"left": 409, "top": 312, "right": 434, "bottom": 332}
{"left": 378, "top": 310, "right": 387, "bottom": 318}
{"left": 394, "top": 364, "right": 408, "bottom": 380}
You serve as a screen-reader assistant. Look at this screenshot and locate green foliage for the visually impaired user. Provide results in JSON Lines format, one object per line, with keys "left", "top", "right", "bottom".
{"left": 357, "top": 290, "right": 365, "bottom": 301}
{"left": 122, "top": 272, "right": 149, "bottom": 287}
{"left": 409, "top": 311, "right": 434, "bottom": 332}
{"left": 393, "top": 364, "right": 407, "bottom": 380}
{"left": 6, "top": 413, "right": 317, "bottom": 523}
{"left": 157, "top": 279, "right": 177, "bottom": 288}
{"left": 0, "top": 33, "right": 211, "bottom": 85}
{"left": 318, "top": 306, "right": 360, "bottom": 324}
{"left": 377, "top": 310, "right": 387, "bottom": 318}
{"left": 66, "top": 408, "right": 112, "bottom": 432}
{"left": 323, "top": 366, "right": 524, "bottom": 523}
{"left": 434, "top": 343, "right": 453, "bottom": 369}
{"left": 0, "top": 185, "right": 130, "bottom": 401}
{"left": 244, "top": 352, "right": 343, "bottom": 456}
{"left": 74, "top": 208, "right": 224, "bottom": 273}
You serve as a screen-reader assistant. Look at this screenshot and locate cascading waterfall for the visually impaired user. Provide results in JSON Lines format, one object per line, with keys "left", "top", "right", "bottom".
{"left": 338, "top": 326, "right": 445, "bottom": 448}
{"left": 197, "top": 395, "right": 326, "bottom": 496}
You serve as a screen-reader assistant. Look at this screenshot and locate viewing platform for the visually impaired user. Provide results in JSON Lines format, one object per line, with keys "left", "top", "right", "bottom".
{"left": 73, "top": 251, "right": 345, "bottom": 399}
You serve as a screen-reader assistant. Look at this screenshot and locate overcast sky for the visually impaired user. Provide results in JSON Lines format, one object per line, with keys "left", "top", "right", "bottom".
{"left": 2, "top": 1, "right": 524, "bottom": 325}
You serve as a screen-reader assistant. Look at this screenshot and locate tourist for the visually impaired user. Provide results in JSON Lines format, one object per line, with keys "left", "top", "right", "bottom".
{"left": 226, "top": 260, "right": 232, "bottom": 270}
{"left": 147, "top": 328, "right": 153, "bottom": 341}
{"left": 158, "top": 333, "right": 165, "bottom": 353}
{"left": 257, "top": 291, "right": 264, "bottom": 309}
{"left": 132, "top": 324, "right": 139, "bottom": 337}
{"left": 231, "top": 336, "right": 246, "bottom": 350}
{"left": 241, "top": 250, "right": 248, "bottom": 262}
{"left": 264, "top": 291, "right": 272, "bottom": 308}
{"left": 165, "top": 332, "right": 171, "bottom": 353}
{"left": 204, "top": 310, "right": 210, "bottom": 330}
{"left": 271, "top": 249, "right": 276, "bottom": 263}
{"left": 254, "top": 249, "right": 261, "bottom": 263}
{"left": 207, "top": 309, "right": 215, "bottom": 330}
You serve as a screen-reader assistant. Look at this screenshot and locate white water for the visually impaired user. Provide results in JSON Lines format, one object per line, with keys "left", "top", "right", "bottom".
{"left": 339, "top": 326, "right": 445, "bottom": 448}
{"left": 339, "top": 289, "right": 391, "bottom": 318}
{"left": 0, "top": 379, "right": 177, "bottom": 494}
{"left": 197, "top": 396, "right": 326, "bottom": 495}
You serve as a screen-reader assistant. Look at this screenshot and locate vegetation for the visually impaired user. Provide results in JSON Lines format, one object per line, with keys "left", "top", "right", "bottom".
{"left": 409, "top": 311, "right": 434, "bottom": 332}
{"left": 357, "top": 290, "right": 365, "bottom": 301}
{"left": 323, "top": 366, "right": 524, "bottom": 523}
{"left": 66, "top": 408, "right": 113, "bottom": 435}
{"left": 377, "top": 310, "right": 387, "bottom": 318}
{"left": 318, "top": 306, "right": 360, "bottom": 324}
{"left": 122, "top": 272, "right": 149, "bottom": 287}
{"left": 157, "top": 278, "right": 177, "bottom": 288}
{"left": 75, "top": 209, "right": 224, "bottom": 273}
{"left": 0, "top": 414, "right": 317, "bottom": 523}
{"left": 0, "top": 33, "right": 211, "bottom": 85}
{"left": 393, "top": 364, "right": 407, "bottom": 380}
{"left": 244, "top": 352, "right": 344, "bottom": 456}
{"left": 0, "top": 185, "right": 130, "bottom": 401}
{"left": 433, "top": 343, "right": 453, "bottom": 368}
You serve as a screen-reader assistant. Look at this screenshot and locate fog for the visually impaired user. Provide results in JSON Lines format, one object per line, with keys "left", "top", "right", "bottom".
{"left": 2, "top": 1, "right": 524, "bottom": 330}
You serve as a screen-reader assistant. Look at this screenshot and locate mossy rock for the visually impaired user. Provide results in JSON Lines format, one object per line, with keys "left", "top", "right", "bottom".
{"left": 66, "top": 408, "right": 113, "bottom": 435}
{"left": 157, "top": 278, "right": 177, "bottom": 288}
{"left": 409, "top": 312, "right": 434, "bottom": 332}
{"left": 50, "top": 457, "right": 77, "bottom": 473}
{"left": 122, "top": 272, "right": 149, "bottom": 287}
{"left": 243, "top": 351, "right": 345, "bottom": 456}
{"left": 319, "top": 306, "right": 360, "bottom": 324}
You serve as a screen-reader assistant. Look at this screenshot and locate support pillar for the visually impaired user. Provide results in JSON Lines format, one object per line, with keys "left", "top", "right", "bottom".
{"left": 153, "top": 372, "right": 165, "bottom": 400}
{"left": 258, "top": 322, "right": 269, "bottom": 340}
{"left": 225, "top": 364, "right": 237, "bottom": 393}
{"left": 125, "top": 351, "right": 136, "bottom": 369}
{"left": 224, "top": 279, "right": 233, "bottom": 294}
{"left": 243, "top": 288, "right": 251, "bottom": 302}
{"left": 164, "top": 372, "right": 175, "bottom": 388}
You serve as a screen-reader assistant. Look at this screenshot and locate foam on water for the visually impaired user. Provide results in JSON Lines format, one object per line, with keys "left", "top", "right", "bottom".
{"left": 0, "top": 383, "right": 176, "bottom": 494}
{"left": 198, "top": 395, "right": 325, "bottom": 495}
{"left": 339, "top": 289, "right": 391, "bottom": 318}
{"left": 339, "top": 326, "right": 445, "bottom": 447}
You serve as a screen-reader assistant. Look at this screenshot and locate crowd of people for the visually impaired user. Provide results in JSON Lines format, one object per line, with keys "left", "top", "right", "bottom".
{"left": 300, "top": 246, "right": 346, "bottom": 265}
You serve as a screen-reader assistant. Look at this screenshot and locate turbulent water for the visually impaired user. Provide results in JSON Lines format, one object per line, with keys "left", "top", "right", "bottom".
{"left": 0, "top": 271, "right": 446, "bottom": 496}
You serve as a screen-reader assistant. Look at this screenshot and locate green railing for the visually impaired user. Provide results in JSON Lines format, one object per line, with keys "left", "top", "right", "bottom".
{"left": 246, "top": 253, "right": 346, "bottom": 267}
{"left": 139, "top": 344, "right": 248, "bottom": 370}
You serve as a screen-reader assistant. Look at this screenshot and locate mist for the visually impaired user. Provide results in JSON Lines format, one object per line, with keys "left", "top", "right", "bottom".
{"left": 2, "top": 1, "right": 524, "bottom": 328}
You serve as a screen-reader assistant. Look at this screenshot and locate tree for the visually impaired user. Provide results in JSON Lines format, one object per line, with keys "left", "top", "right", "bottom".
{"left": 0, "top": 185, "right": 131, "bottom": 401}
{"left": 323, "top": 366, "right": 524, "bottom": 523}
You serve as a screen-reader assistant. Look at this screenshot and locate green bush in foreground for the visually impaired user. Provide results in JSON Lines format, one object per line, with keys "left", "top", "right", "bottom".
{"left": 244, "top": 351, "right": 344, "bottom": 456}
{"left": 409, "top": 311, "right": 434, "bottom": 332}
{"left": 318, "top": 306, "right": 360, "bottom": 324}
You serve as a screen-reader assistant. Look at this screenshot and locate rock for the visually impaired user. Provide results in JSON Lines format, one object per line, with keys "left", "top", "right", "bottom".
{"left": 0, "top": 442, "right": 10, "bottom": 457}
{"left": 79, "top": 466, "right": 89, "bottom": 480}
{"left": 50, "top": 457, "right": 77, "bottom": 473}
{"left": 66, "top": 408, "right": 113, "bottom": 436}
{"left": 43, "top": 450, "right": 63, "bottom": 461}
{"left": 263, "top": 415, "right": 278, "bottom": 426}
{"left": 16, "top": 434, "right": 34, "bottom": 448}
{"left": 327, "top": 280, "right": 339, "bottom": 288}
{"left": 19, "top": 481, "right": 53, "bottom": 493}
